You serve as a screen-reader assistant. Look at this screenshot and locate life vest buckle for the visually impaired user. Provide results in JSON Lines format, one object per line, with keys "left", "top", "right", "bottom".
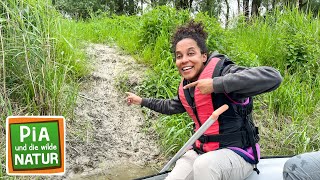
{"left": 198, "top": 135, "right": 209, "bottom": 143}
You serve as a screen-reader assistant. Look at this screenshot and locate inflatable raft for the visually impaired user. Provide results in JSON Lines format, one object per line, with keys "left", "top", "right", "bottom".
{"left": 135, "top": 156, "right": 290, "bottom": 180}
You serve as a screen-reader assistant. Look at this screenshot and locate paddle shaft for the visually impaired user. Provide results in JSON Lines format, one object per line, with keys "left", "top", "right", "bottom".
{"left": 159, "top": 116, "right": 217, "bottom": 173}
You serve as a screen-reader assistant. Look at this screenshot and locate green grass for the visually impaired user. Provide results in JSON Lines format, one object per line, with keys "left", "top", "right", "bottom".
{"left": 0, "top": 0, "right": 89, "bottom": 178}
{"left": 0, "top": 0, "right": 87, "bottom": 116}
{"left": 56, "top": 6, "right": 320, "bottom": 157}
{"left": 103, "top": 7, "right": 320, "bottom": 156}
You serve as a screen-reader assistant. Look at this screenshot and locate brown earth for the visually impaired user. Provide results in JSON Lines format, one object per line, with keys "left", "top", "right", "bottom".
{"left": 59, "top": 44, "right": 165, "bottom": 180}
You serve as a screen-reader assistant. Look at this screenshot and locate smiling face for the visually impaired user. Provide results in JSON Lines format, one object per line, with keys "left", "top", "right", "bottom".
{"left": 175, "top": 38, "right": 207, "bottom": 82}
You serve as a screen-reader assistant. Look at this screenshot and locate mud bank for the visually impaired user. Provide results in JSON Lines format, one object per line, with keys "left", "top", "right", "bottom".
{"left": 61, "top": 44, "right": 164, "bottom": 180}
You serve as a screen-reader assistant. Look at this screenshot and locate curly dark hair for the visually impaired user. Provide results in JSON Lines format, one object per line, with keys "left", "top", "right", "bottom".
{"left": 171, "top": 20, "right": 208, "bottom": 55}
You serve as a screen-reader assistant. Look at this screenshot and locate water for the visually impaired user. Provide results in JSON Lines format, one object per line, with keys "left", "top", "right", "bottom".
{"left": 78, "top": 163, "right": 159, "bottom": 180}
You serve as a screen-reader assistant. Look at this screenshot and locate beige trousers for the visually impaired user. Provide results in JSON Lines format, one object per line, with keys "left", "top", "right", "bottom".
{"left": 165, "top": 149, "right": 253, "bottom": 180}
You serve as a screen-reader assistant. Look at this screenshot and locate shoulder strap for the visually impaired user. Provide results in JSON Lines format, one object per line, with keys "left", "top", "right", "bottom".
{"left": 207, "top": 53, "right": 233, "bottom": 78}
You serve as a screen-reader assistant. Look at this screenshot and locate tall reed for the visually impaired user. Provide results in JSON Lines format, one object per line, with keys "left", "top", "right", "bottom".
{"left": 0, "top": 0, "right": 89, "bottom": 177}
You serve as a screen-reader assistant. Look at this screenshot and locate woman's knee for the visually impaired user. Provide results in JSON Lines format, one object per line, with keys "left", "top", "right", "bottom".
{"left": 193, "top": 153, "right": 221, "bottom": 175}
{"left": 193, "top": 153, "right": 225, "bottom": 180}
{"left": 193, "top": 154, "right": 210, "bottom": 171}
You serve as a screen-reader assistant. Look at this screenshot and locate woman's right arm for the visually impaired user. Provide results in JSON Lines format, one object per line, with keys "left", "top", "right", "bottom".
{"left": 126, "top": 92, "right": 186, "bottom": 115}
{"left": 141, "top": 96, "right": 186, "bottom": 115}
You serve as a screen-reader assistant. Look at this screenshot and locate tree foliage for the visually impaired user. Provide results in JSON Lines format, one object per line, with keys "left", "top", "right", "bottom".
{"left": 55, "top": 0, "right": 139, "bottom": 18}
{"left": 53, "top": 0, "right": 320, "bottom": 20}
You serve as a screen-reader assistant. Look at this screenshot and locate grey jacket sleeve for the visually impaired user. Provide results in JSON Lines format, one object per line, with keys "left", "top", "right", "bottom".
{"left": 213, "top": 64, "right": 283, "bottom": 99}
{"left": 140, "top": 96, "right": 186, "bottom": 115}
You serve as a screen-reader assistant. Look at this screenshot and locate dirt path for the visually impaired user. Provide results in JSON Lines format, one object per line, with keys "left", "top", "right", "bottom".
{"left": 63, "top": 44, "right": 164, "bottom": 179}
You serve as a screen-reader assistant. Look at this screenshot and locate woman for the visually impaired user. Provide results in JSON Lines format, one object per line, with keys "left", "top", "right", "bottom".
{"left": 126, "top": 20, "right": 282, "bottom": 180}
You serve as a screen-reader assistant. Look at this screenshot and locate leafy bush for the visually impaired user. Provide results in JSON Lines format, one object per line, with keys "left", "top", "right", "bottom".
{"left": 138, "top": 6, "right": 189, "bottom": 51}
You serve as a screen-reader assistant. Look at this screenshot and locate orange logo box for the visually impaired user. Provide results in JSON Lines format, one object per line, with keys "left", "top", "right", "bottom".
{"left": 6, "top": 116, "right": 65, "bottom": 175}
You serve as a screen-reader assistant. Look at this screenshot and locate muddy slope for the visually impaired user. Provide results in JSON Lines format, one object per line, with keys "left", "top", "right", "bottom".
{"left": 63, "top": 44, "right": 163, "bottom": 179}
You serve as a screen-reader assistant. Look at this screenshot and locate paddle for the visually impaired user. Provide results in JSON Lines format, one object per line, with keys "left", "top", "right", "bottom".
{"left": 159, "top": 104, "right": 229, "bottom": 173}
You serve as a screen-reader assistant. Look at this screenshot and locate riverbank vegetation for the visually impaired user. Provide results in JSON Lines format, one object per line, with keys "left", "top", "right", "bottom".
{"left": 0, "top": 0, "right": 88, "bottom": 176}
{"left": 63, "top": 6, "right": 320, "bottom": 156}
{"left": 1, "top": 0, "right": 319, "bottom": 177}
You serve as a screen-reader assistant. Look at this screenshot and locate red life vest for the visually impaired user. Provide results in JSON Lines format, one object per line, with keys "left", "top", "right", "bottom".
{"left": 178, "top": 57, "right": 221, "bottom": 152}
{"left": 178, "top": 55, "right": 259, "bottom": 153}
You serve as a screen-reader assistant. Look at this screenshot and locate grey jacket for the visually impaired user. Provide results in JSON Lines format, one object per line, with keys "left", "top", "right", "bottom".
{"left": 141, "top": 60, "right": 283, "bottom": 115}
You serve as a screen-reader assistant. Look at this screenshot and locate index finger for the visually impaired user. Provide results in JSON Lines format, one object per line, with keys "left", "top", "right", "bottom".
{"left": 183, "top": 81, "right": 198, "bottom": 89}
{"left": 211, "top": 104, "right": 229, "bottom": 120}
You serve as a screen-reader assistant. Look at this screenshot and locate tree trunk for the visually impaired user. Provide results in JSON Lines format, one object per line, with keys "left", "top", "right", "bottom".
{"left": 128, "top": 0, "right": 135, "bottom": 15}
{"left": 237, "top": 0, "right": 240, "bottom": 15}
{"left": 140, "top": 0, "right": 143, "bottom": 14}
{"left": 207, "top": 0, "right": 214, "bottom": 17}
{"left": 224, "top": 0, "right": 230, "bottom": 28}
{"left": 150, "top": 0, "right": 156, "bottom": 7}
{"left": 176, "top": 0, "right": 192, "bottom": 10}
{"left": 265, "top": 0, "right": 270, "bottom": 11}
{"left": 251, "top": 0, "right": 261, "bottom": 17}
{"left": 298, "top": 0, "right": 307, "bottom": 10}
{"left": 189, "top": 0, "right": 193, "bottom": 9}
{"left": 272, "top": 0, "right": 276, "bottom": 10}
{"left": 116, "top": 0, "right": 124, "bottom": 15}
{"left": 243, "top": 0, "right": 250, "bottom": 21}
